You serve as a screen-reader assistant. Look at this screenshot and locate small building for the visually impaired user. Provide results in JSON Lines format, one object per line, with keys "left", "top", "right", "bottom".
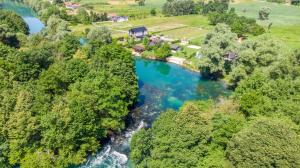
{"left": 133, "top": 45, "right": 145, "bottom": 53}
{"left": 170, "top": 44, "right": 181, "bottom": 53}
{"left": 129, "top": 27, "right": 148, "bottom": 39}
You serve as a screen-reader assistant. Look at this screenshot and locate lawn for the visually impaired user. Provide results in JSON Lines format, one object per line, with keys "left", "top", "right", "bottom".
{"left": 268, "top": 26, "right": 300, "bottom": 49}
{"left": 78, "top": 0, "right": 166, "bottom": 15}
{"left": 230, "top": 0, "right": 300, "bottom": 49}
{"left": 71, "top": 15, "right": 212, "bottom": 41}
{"left": 230, "top": 1, "right": 300, "bottom": 26}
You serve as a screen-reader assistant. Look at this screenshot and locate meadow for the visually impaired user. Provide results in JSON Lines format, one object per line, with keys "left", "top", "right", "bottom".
{"left": 71, "top": 15, "right": 212, "bottom": 44}
{"left": 230, "top": 1, "right": 300, "bottom": 48}
{"left": 72, "top": 0, "right": 300, "bottom": 48}
{"left": 79, "top": 0, "right": 166, "bottom": 15}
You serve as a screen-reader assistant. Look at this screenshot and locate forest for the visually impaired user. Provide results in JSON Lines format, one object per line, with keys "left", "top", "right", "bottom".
{"left": 0, "top": 7, "right": 138, "bottom": 168}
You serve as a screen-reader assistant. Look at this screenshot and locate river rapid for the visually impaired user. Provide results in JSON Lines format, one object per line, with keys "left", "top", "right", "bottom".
{"left": 1, "top": 1, "right": 229, "bottom": 167}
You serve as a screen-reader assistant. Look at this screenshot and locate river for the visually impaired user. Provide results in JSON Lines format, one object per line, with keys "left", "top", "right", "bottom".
{"left": 1, "top": 1, "right": 229, "bottom": 167}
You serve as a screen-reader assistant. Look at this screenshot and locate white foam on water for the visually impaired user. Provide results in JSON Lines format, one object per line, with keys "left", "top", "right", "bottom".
{"left": 79, "top": 121, "right": 145, "bottom": 168}
{"left": 111, "top": 151, "right": 128, "bottom": 165}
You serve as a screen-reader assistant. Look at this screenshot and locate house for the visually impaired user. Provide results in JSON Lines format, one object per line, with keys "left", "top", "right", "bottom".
{"left": 170, "top": 44, "right": 181, "bottom": 53}
{"left": 133, "top": 45, "right": 145, "bottom": 53}
{"left": 111, "top": 16, "right": 128, "bottom": 22}
{"left": 129, "top": 27, "right": 148, "bottom": 39}
{"left": 64, "top": 2, "right": 80, "bottom": 10}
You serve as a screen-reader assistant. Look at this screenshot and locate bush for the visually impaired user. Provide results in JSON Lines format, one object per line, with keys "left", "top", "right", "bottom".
{"left": 208, "top": 9, "right": 265, "bottom": 37}
{"left": 162, "top": 0, "right": 196, "bottom": 16}
{"left": 259, "top": 7, "right": 271, "bottom": 20}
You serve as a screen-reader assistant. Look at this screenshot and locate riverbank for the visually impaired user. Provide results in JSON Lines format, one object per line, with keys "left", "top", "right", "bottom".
{"left": 137, "top": 54, "right": 200, "bottom": 73}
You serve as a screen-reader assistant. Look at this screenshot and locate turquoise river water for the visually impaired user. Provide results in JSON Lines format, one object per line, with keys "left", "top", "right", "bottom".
{"left": 1, "top": 1, "right": 229, "bottom": 167}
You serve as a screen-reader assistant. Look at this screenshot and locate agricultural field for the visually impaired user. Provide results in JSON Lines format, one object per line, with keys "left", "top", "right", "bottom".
{"left": 78, "top": 0, "right": 166, "bottom": 15}
{"left": 230, "top": 1, "right": 300, "bottom": 48}
{"left": 71, "top": 15, "right": 212, "bottom": 43}
{"left": 72, "top": 0, "right": 300, "bottom": 48}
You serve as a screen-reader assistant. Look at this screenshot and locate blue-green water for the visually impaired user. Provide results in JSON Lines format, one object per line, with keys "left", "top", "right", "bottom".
{"left": 79, "top": 59, "right": 229, "bottom": 168}
{"left": 1, "top": 0, "right": 45, "bottom": 34}
{"left": 2, "top": 1, "right": 229, "bottom": 167}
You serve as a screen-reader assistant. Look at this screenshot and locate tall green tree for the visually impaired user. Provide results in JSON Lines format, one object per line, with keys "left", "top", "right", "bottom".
{"left": 162, "top": 0, "right": 195, "bottom": 16}
{"left": 199, "top": 23, "right": 238, "bottom": 79}
{"left": 227, "top": 117, "right": 300, "bottom": 168}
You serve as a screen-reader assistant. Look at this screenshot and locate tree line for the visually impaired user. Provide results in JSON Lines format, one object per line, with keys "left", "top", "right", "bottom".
{"left": 162, "top": 0, "right": 265, "bottom": 38}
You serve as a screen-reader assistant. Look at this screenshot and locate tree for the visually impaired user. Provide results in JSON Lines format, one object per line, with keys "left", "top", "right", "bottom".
{"left": 162, "top": 0, "right": 195, "bottom": 16}
{"left": 131, "top": 101, "right": 213, "bottom": 167}
{"left": 86, "top": 27, "right": 112, "bottom": 56}
{"left": 131, "top": 100, "right": 245, "bottom": 168}
{"left": 0, "top": 10, "right": 29, "bottom": 35}
{"left": 58, "top": 35, "right": 81, "bottom": 59}
{"left": 208, "top": 8, "right": 265, "bottom": 38}
{"left": 201, "top": 0, "right": 229, "bottom": 15}
{"left": 136, "top": 0, "right": 146, "bottom": 6}
{"left": 77, "top": 8, "right": 91, "bottom": 24}
{"left": 87, "top": 27, "right": 112, "bottom": 44}
{"left": 228, "top": 34, "right": 289, "bottom": 87}
{"left": 0, "top": 10, "right": 29, "bottom": 47}
{"left": 150, "top": 8, "right": 157, "bottom": 16}
{"left": 227, "top": 117, "right": 300, "bottom": 168}
{"left": 259, "top": 7, "right": 271, "bottom": 20}
{"left": 199, "top": 23, "right": 238, "bottom": 79}
{"left": 0, "top": 33, "right": 137, "bottom": 168}
{"left": 154, "top": 43, "right": 171, "bottom": 60}
{"left": 43, "top": 15, "right": 70, "bottom": 41}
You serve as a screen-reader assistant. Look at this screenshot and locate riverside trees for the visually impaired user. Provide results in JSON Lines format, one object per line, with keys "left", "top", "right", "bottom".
{"left": 131, "top": 12, "right": 300, "bottom": 168}
{"left": 0, "top": 13, "right": 138, "bottom": 168}
{"left": 0, "top": 10, "right": 29, "bottom": 47}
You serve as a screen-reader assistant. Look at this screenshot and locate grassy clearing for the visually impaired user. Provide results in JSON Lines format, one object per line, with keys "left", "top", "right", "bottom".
{"left": 79, "top": 0, "right": 166, "bottom": 15}
{"left": 230, "top": 0, "right": 300, "bottom": 49}
{"left": 230, "top": 1, "right": 300, "bottom": 26}
{"left": 268, "top": 26, "right": 300, "bottom": 49}
{"left": 71, "top": 15, "right": 212, "bottom": 41}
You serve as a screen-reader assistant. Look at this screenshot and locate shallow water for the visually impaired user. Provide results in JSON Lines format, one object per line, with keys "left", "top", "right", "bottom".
{"left": 2, "top": 1, "right": 229, "bottom": 167}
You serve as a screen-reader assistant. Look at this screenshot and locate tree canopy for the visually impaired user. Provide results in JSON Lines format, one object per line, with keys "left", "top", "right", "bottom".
{"left": 227, "top": 117, "right": 300, "bottom": 168}
{"left": 0, "top": 24, "right": 138, "bottom": 167}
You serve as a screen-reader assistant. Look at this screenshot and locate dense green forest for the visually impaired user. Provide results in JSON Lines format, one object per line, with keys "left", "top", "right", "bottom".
{"left": 131, "top": 23, "right": 300, "bottom": 168}
{"left": 0, "top": 9, "right": 138, "bottom": 168}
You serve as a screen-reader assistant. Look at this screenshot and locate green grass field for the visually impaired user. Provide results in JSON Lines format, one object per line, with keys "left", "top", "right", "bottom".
{"left": 71, "top": 15, "right": 212, "bottom": 43}
{"left": 231, "top": 0, "right": 300, "bottom": 48}
{"left": 73, "top": 0, "right": 299, "bottom": 48}
{"left": 79, "top": 0, "right": 166, "bottom": 15}
{"left": 231, "top": 1, "right": 300, "bottom": 26}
